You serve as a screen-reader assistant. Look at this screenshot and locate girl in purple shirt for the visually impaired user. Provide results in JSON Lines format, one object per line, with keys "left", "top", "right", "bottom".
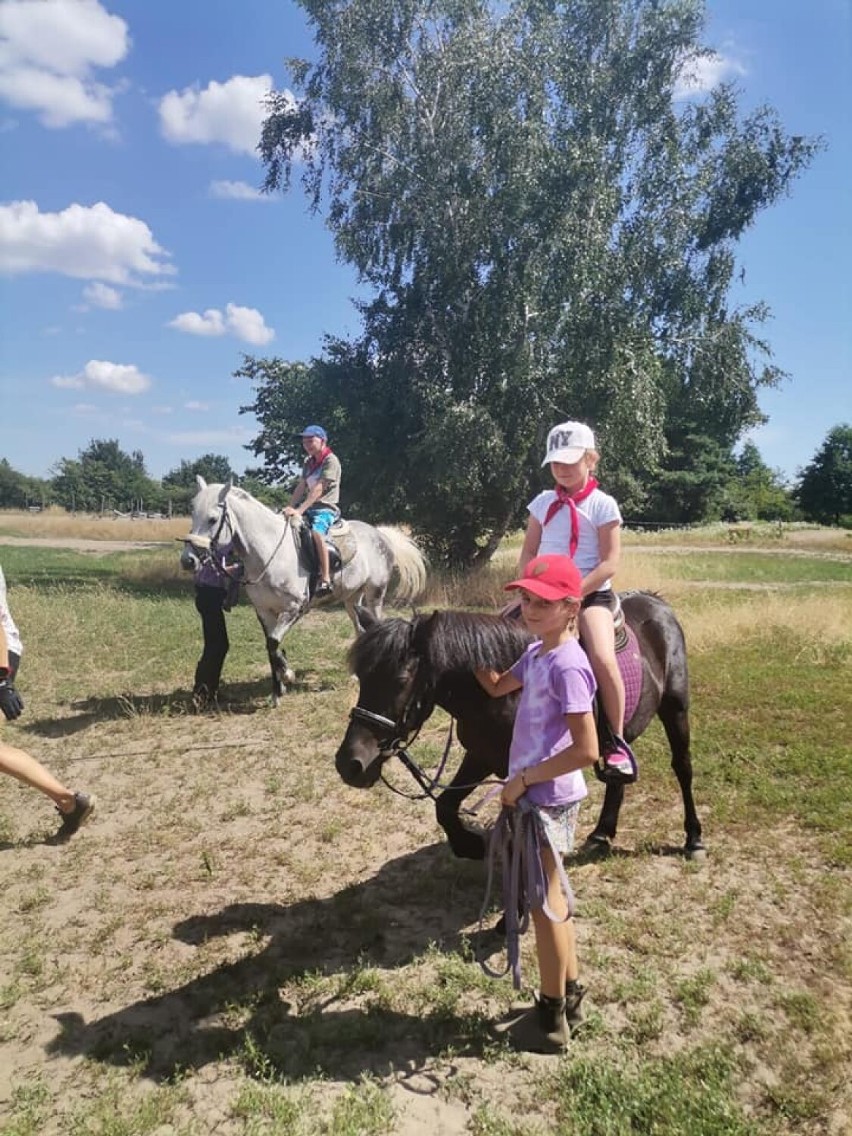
{"left": 476, "top": 553, "right": 598, "bottom": 1053}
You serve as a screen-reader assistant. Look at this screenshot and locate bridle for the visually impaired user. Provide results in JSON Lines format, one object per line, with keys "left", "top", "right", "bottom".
{"left": 346, "top": 670, "right": 505, "bottom": 804}
{"left": 191, "top": 495, "right": 297, "bottom": 589}
{"left": 346, "top": 680, "right": 452, "bottom": 801}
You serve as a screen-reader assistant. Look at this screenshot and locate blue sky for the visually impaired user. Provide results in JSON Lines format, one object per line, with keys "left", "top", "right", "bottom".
{"left": 0, "top": 0, "right": 849, "bottom": 484}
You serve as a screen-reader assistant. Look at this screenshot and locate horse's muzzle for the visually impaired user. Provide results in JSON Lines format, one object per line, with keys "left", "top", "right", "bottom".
{"left": 334, "top": 723, "right": 387, "bottom": 788}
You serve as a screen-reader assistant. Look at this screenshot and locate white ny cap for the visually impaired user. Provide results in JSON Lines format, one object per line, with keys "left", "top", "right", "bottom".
{"left": 541, "top": 421, "right": 596, "bottom": 466}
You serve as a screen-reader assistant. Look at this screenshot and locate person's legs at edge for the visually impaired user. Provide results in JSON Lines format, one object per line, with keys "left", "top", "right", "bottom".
{"left": 0, "top": 741, "right": 77, "bottom": 809}
{"left": 0, "top": 739, "right": 95, "bottom": 837}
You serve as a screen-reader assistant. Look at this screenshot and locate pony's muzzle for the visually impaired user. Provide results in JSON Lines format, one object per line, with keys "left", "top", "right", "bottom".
{"left": 334, "top": 725, "right": 386, "bottom": 788}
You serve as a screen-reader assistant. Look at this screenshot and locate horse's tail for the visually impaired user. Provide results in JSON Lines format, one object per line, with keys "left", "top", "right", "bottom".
{"left": 375, "top": 526, "right": 427, "bottom": 603}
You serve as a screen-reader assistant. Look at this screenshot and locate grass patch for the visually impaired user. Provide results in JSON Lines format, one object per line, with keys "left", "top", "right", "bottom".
{"left": 548, "top": 1045, "right": 763, "bottom": 1136}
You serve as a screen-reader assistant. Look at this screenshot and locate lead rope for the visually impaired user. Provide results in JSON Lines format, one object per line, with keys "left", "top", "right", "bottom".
{"left": 477, "top": 796, "right": 576, "bottom": 989}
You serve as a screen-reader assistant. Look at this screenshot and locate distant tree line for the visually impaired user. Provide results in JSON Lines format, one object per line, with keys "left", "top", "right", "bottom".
{"left": 1, "top": 425, "right": 849, "bottom": 533}
{"left": 0, "top": 440, "right": 289, "bottom": 516}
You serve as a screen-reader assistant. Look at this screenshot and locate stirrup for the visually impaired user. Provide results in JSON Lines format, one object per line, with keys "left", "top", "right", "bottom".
{"left": 594, "top": 736, "right": 638, "bottom": 785}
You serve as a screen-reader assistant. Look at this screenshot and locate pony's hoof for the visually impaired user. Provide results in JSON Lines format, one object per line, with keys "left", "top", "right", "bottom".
{"left": 581, "top": 834, "right": 612, "bottom": 859}
{"left": 447, "top": 832, "right": 487, "bottom": 860}
{"left": 685, "top": 844, "right": 707, "bottom": 863}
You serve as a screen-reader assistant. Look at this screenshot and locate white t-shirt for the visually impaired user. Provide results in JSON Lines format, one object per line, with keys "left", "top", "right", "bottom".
{"left": 528, "top": 487, "right": 622, "bottom": 586}
{"left": 0, "top": 565, "right": 23, "bottom": 657}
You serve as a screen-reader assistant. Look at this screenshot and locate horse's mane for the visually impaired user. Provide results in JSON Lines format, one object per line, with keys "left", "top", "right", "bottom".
{"left": 348, "top": 610, "right": 532, "bottom": 678}
{"left": 347, "top": 616, "right": 416, "bottom": 675}
{"left": 415, "top": 610, "right": 532, "bottom": 674}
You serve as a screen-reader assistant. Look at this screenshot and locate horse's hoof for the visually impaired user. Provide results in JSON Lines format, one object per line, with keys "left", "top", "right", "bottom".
{"left": 581, "top": 835, "right": 612, "bottom": 858}
{"left": 447, "top": 833, "right": 487, "bottom": 860}
{"left": 685, "top": 844, "right": 707, "bottom": 863}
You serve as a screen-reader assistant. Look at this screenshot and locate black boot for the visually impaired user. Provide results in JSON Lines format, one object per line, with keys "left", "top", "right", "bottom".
{"left": 505, "top": 993, "right": 569, "bottom": 1053}
{"left": 565, "top": 979, "right": 587, "bottom": 1033}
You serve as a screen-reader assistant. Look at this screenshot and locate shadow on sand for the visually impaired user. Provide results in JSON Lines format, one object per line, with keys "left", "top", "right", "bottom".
{"left": 47, "top": 843, "right": 499, "bottom": 1082}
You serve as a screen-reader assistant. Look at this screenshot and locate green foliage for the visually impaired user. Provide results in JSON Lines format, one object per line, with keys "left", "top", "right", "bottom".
{"left": 50, "top": 438, "right": 165, "bottom": 514}
{"left": 252, "top": 0, "right": 820, "bottom": 562}
{"left": 162, "top": 453, "right": 241, "bottom": 513}
{"left": 0, "top": 459, "right": 53, "bottom": 510}
{"left": 723, "top": 442, "right": 795, "bottom": 521}
{"left": 795, "top": 424, "right": 852, "bottom": 526}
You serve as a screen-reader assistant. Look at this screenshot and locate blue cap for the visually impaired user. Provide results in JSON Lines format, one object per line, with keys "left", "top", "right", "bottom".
{"left": 299, "top": 424, "right": 327, "bottom": 440}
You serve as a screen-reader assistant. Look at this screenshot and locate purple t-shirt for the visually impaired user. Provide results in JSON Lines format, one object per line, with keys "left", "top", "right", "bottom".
{"left": 509, "top": 638, "right": 596, "bottom": 806}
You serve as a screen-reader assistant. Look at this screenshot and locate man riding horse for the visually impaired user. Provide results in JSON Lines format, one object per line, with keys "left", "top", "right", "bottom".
{"left": 282, "top": 424, "right": 341, "bottom": 598}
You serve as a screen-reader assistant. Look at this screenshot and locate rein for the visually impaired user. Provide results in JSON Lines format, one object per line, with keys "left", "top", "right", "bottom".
{"left": 209, "top": 498, "right": 299, "bottom": 589}
{"left": 348, "top": 702, "right": 504, "bottom": 804}
{"left": 478, "top": 799, "right": 576, "bottom": 989}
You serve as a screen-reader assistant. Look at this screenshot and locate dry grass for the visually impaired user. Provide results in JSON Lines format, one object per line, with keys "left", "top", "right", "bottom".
{"left": 0, "top": 507, "right": 190, "bottom": 544}
{"left": 0, "top": 534, "right": 850, "bottom": 1135}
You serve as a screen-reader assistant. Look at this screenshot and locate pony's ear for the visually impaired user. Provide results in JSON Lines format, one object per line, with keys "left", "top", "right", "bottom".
{"left": 196, "top": 475, "right": 207, "bottom": 490}
{"left": 354, "top": 605, "right": 379, "bottom": 634}
{"left": 217, "top": 480, "right": 232, "bottom": 504}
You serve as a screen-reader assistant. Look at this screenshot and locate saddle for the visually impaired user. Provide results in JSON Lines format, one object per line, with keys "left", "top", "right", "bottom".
{"left": 296, "top": 516, "right": 356, "bottom": 592}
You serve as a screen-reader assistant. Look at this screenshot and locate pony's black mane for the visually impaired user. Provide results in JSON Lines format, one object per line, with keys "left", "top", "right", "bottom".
{"left": 348, "top": 610, "right": 532, "bottom": 678}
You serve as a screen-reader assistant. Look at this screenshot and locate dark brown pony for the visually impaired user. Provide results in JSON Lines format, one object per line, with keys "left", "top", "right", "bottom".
{"left": 334, "top": 594, "right": 705, "bottom": 860}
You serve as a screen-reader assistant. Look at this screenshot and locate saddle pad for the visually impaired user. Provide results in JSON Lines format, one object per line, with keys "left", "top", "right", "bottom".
{"left": 328, "top": 518, "right": 357, "bottom": 565}
{"left": 618, "top": 623, "right": 644, "bottom": 724}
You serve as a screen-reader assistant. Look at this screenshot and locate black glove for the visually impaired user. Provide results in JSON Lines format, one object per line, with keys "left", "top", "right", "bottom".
{"left": 0, "top": 679, "right": 24, "bottom": 720}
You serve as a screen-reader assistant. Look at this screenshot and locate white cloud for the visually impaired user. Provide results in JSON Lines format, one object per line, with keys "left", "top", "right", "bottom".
{"left": 223, "top": 303, "right": 275, "bottom": 345}
{"left": 185, "top": 400, "right": 210, "bottom": 411}
{"left": 0, "top": 200, "right": 174, "bottom": 284}
{"left": 0, "top": 0, "right": 129, "bottom": 128}
{"left": 209, "top": 179, "right": 268, "bottom": 201}
{"left": 158, "top": 73, "right": 273, "bottom": 156}
{"left": 169, "top": 302, "right": 275, "bottom": 346}
{"left": 673, "top": 51, "right": 746, "bottom": 100}
{"left": 82, "top": 281, "right": 122, "bottom": 309}
{"left": 51, "top": 359, "right": 151, "bottom": 394}
{"left": 168, "top": 309, "right": 226, "bottom": 337}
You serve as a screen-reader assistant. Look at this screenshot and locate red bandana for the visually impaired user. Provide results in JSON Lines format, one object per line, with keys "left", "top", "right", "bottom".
{"left": 305, "top": 444, "right": 332, "bottom": 474}
{"left": 543, "top": 478, "right": 598, "bottom": 557}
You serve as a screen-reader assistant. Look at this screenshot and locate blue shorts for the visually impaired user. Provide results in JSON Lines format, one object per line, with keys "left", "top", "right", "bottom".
{"left": 304, "top": 507, "right": 337, "bottom": 536}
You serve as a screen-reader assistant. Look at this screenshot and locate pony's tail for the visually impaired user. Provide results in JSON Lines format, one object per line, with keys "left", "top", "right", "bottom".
{"left": 375, "top": 526, "right": 427, "bottom": 603}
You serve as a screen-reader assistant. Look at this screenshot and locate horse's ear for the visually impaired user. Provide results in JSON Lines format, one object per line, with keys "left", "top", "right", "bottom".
{"left": 217, "top": 480, "right": 232, "bottom": 504}
{"left": 196, "top": 475, "right": 207, "bottom": 490}
{"left": 354, "top": 605, "right": 379, "bottom": 634}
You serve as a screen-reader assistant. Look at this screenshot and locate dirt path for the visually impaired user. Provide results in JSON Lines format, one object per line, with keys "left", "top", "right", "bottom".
{"left": 0, "top": 536, "right": 172, "bottom": 553}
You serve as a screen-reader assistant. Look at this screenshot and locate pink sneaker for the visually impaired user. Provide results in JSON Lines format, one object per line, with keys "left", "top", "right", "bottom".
{"left": 598, "top": 741, "right": 638, "bottom": 783}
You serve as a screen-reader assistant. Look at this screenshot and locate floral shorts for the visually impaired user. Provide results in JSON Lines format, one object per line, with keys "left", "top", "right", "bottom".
{"left": 532, "top": 801, "right": 582, "bottom": 857}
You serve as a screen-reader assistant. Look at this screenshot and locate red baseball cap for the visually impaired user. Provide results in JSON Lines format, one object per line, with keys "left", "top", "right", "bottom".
{"left": 504, "top": 554, "right": 583, "bottom": 601}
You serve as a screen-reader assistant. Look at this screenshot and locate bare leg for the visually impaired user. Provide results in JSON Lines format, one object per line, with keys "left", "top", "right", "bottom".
{"left": 312, "top": 530, "right": 331, "bottom": 584}
{"left": 0, "top": 739, "right": 77, "bottom": 812}
{"left": 581, "top": 606, "right": 625, "bottom": 736}
{"left": 531, "top": 847, "right": 578, "bottom": 999}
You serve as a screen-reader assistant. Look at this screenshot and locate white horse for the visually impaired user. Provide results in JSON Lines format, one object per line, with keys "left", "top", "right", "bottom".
{"left": 179, "top": 478, "right": 427, "bottom": 703}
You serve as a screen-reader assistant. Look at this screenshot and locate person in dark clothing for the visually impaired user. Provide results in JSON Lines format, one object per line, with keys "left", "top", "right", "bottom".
{"left": 192, "top": 541, "right": 242, "bottom": 708}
